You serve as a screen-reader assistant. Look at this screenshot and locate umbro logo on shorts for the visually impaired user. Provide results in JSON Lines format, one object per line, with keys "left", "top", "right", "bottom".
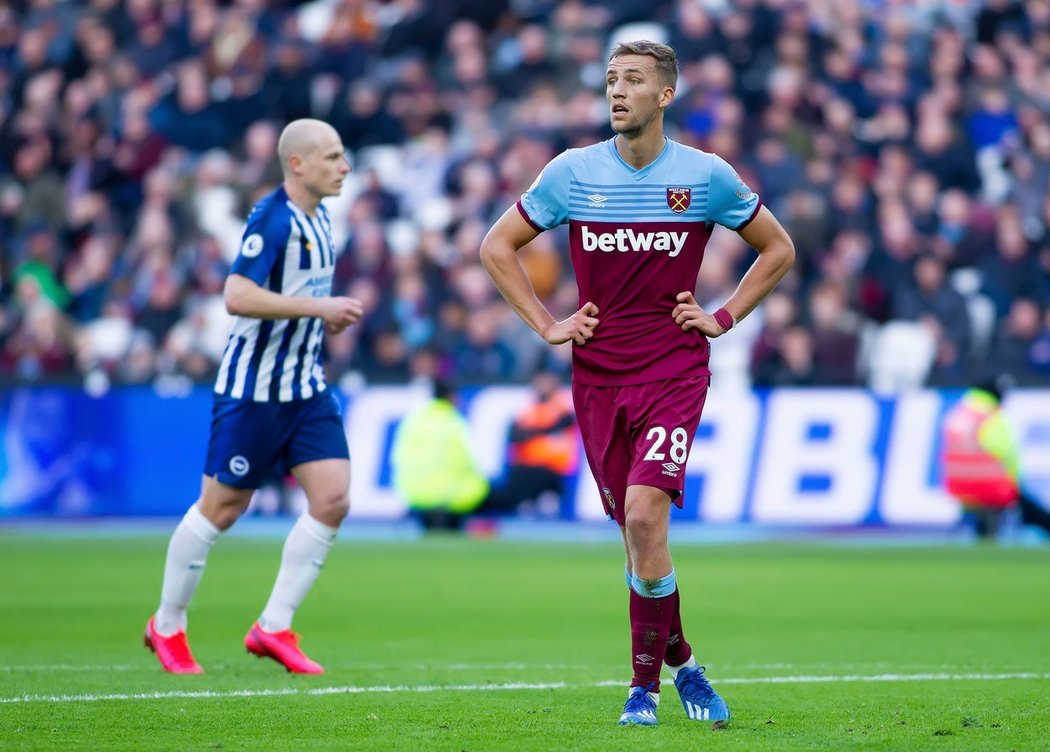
{"left": 662, "top": 462, "right": 680, "bottom": 473}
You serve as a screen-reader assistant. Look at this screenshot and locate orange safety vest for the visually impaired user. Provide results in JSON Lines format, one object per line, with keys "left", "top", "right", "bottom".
{"left": 941, "top": 400, "right": 1017, "bottom": 508}
{"left": 509, "top": 391, "right": 579, "bottom": 476}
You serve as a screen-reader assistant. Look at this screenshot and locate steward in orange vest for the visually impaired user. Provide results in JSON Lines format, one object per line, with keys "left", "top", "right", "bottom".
{"left": 496, "top": 369, "right": 580, "bottom": 515}
{"left": 941, "top": 388, "right": 1019, "bottom": 510}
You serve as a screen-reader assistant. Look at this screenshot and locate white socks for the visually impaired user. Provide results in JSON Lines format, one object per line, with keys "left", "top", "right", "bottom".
{"left": 667, "top": 655, "right": 699, "bottom": 680}
{"left": 154, "top": 509, "right": 338, "bottom": 636}
{"left": 155, "top": 504, "right": 221, "bottom": 636}
{"left": 258, "top": 514, "right": 338, "bottom": 633}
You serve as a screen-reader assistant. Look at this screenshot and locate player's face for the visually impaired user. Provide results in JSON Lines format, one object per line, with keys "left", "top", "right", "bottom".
{"left": 302, "top": 132, "right": 351, "bottom": 198}
{"left": 606, "top": 55, "right": 672, "bottom": 137}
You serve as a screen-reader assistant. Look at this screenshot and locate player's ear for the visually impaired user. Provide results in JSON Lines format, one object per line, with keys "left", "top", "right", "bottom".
{"left": 659, "top": 86, "right": 675, "bottom": 109}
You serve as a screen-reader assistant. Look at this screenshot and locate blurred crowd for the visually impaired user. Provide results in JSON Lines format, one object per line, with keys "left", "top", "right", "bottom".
{"left": 2, "top": 0, "right": 1050, "bottom": 390}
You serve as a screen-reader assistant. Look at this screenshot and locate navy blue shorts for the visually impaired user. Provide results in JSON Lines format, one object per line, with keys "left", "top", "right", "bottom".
{"left": 204, "top": 390, "right": 349, "bottom": 489}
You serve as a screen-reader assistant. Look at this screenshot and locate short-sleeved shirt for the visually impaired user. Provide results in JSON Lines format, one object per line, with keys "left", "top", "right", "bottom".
{"left": 517, "top": 137, "right": 761, "bottom": 386}
{"left": 214, "top": 186, "right": 339, "bottom": 403}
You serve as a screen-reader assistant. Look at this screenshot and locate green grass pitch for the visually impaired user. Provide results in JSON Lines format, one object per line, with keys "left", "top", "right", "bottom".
{"left": 1, "top": 532, "right": 1048, "bottom": 750}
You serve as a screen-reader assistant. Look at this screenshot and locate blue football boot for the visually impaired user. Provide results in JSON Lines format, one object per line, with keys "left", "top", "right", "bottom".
{"left": 618, "top": 685, "right": 659, "bottom": 726}
{"left": 674, "top": 665, "right": 730, "bottom": 721}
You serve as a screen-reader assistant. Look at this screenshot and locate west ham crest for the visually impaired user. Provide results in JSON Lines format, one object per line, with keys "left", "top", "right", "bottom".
{"left": 667, "top": 187, "right": 691, "bottom": 214}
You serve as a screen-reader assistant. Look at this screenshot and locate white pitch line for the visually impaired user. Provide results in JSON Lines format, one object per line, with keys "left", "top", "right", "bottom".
{"left": 0, "top": 662, "right": 589, "bottom": 674}
{"left": 2, "top": 672, "right": 1049, "bottom": 705}
{"left": 592, "top": 672, "right": 1050, "bottom": 689}
{"left": 0, "top": 682, "right": 569, "bottom": 705}
{"left": 0, "top": 664, "right": 143, "bottom": 673}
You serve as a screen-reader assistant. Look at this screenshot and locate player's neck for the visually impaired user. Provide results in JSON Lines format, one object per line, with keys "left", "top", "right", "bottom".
{"left": 614, "top": 129, "right": 666, "bottom": 170}
{"left": 283, "top": 180, "right": 321, "bottom": 216}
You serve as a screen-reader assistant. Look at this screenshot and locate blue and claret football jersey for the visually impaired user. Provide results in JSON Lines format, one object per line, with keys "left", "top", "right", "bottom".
{"left": 518, "top": 137, "right": 761, "bottom": 386}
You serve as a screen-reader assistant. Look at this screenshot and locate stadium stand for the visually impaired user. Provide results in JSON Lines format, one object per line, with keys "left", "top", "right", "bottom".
{"left": 1, "top": 0, "right": 1049, "bottom": 388}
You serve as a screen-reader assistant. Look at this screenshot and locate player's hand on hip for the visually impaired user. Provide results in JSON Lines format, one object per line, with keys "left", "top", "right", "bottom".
{"left": 320, "top": 296, "right": 364, "bottom": 333}
{"left": 673, "top": 291, "right": 726, "bottom": 337}
{"left": 544, "top": 301, "right": 599, "bottom": 345}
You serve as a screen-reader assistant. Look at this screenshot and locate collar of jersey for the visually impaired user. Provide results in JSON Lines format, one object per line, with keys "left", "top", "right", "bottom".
{"left": 606, "top": 136, "right": 671, "bottom": 180}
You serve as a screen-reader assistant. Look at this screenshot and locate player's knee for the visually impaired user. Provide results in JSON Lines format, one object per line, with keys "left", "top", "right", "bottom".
{"left": 623, "top": 506, "right": 660, "bottom": 537}
{"left": 313, "top": 493, "right": 350, "bottom": 524}
{"left": 331, "top": 495, "right": 350, "bottom": 520}
{"left": 214, "top": 507, "right": 242, "bottom": 530}
{"left": 199, "top": 494, "right": 250, "bottom": 530}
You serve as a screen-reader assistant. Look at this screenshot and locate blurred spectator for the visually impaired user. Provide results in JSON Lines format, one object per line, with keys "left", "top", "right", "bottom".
{"left": 769, "top": 325, "right": 817, "bottom": 387}
{"left": 1, "top": 294, "right": 74, "bottom": 379}
{"left": 932, "top": 189, "right": 992, "bottom": 270}
{"left": 751, "top": 290, "right": 798, "bottom": 388}
{"left": 450, "top": 302, "right": 516, "bottom": 381}
{"left": 985, "top": 298, "right": 1046, "bottom": 385}
{"left": 6, "top": 137, "right": 66, "bottom": 232}
{"left": 149, "top": 60, "right": 231, "bottom": 152}
{"left": 391, "top": 378, "right": 489, "bottom": 531}
{"left": 498, "top": 367, "right": 579, "bottom": 516}
{"left": 1031, "top": 307, "right": 1050, "bottom": 377}
{"left": 235, "top": 120, "right": 283, "bottom": 196}
{"left": 64, "top": 232, "right": 117, "bottom": 323}
{"left": 806, "top": 280, "right": 862, "bottom": 386}
{"left": 330, "top": 81, "right": 404, "bottom": 150}
{"left": 980, "top": 208, "right": 1049, "bottom": 315}
{"left": 940, "top": 376, "right": 1050, "bottom": 539}
{"left": 494, "top": 25, "right": 558, "bottom": 99}
{"left": 891, "top": 253, "right": 971, "bottom": 366}
{"left": 261, "top": 38, "right": 314, "bottom": 124}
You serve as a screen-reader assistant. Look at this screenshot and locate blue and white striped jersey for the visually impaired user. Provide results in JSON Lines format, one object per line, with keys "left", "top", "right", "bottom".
{"left": 214, "top": 186, "right": 338, "bottom": 403}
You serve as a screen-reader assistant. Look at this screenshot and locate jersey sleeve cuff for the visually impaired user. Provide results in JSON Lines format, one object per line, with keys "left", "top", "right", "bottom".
{"left": 734, "top": 199, "right": 763, "bottom": 232}
{"left": 516, "top": 200, "right": 546, "bottom": 232}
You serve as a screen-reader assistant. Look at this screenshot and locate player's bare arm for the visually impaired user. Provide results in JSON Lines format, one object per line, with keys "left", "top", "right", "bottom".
{"left": 224, "top": 273, "right": 363, "bottom": 330}
{"left": 481, "top": 206, "right": 600, "bottom": 345}
{"left": 672, "top": 206, "right": 795, "bottom": 336}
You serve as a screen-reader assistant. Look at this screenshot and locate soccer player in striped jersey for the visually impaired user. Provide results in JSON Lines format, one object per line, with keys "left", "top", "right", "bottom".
{"left": 481, "top": 41, "right": 795, "bottom": 725}
{"left": 145, "top": 119, "right": 363, "bottom": 674}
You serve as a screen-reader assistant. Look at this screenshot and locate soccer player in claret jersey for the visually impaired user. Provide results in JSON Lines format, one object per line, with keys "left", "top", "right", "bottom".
{"left": 144, "top": 119, "right": 363, "bottom": 674}
{"left": 481, "top": 41, "right": 795, "bottom": 725}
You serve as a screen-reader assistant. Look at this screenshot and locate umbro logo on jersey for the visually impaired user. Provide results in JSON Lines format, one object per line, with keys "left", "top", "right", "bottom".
{"left": 587, "top": 193, "right": 607, "bottom": 207}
